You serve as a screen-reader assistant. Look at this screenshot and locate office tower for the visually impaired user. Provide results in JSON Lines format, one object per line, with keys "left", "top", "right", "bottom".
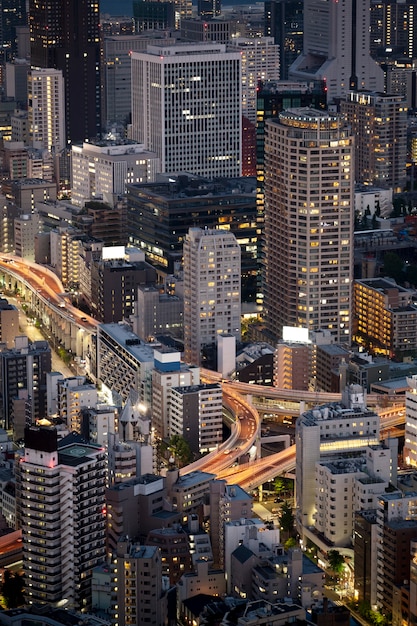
{"left": 229, "top": 37, "right": 280, "bottom": 125}
{"left": 101, "top": 33, "right": 177, "bottom": 128}
{"left": 29, "top": 0, "right": 101, "bottom": 145}
{"left": 180, "top": 18, "right": 231, "bottom": 43}
{"left": 370, "top": 0, "right": 417, "bottom": 61}
{"left": 28, "top": 68, "right": 65, "bottom": 152}
{"left": 127, "top": 175, "right": 259, "bottom": 299}
{"left": 295, "top": 387, "right": 382, "bottom": 547}
{"left": 0, "top": 336, "right": 51, "bottom": 433}
{"left": 263, "top": 108, "right": 353, "bottom": 344}
{"left": 71, "top": 141, "right": 159, "bottom": 207}
{"left": 0, "top": 0, "right": 27, "bottom": 55}
{"left": 353, "top": 278, "right": 417, "bottom": 358}
{"left": 198, "top": 0, "right": 221, "bottom": 18}
{"left": 183, "top": 228, "right": 241, "bottom": 366}
{"left": 133, "top": 0, "right": 175, "bottom": 32}
{"left": 289, "top": 0, "right": 384, "bottom": 102}
{"left": 131, "top": 43, "right": 241, "bottom": 178}
{"left": 264, "top": 0, "right": 303, "bottom": 80}
{"left": 113, "top": 538, "right": 166, "bottom": 626}
{"left": 17, "top": 426, "right": 106, "bottom": 609}
{"left": 341, "top": 92, "right": 407, "bottom": 192}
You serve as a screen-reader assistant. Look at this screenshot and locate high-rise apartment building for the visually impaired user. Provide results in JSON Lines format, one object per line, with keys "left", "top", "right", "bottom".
{"left": 289, "top": 0, "right": 384, "bottom": 101}
{"left": 263, "top": 108, "right": 353, "bottom": 343}
{"left": 169, "top": 383, "right": 223, "bottom": 453}
{"left": 341, "top": 91, "right": 407, "bottom": 192}
{"left": 0, "top": 336, "right": 51, "bottom": 433}
{"left": 28, "top": 68, "right": 65, "bottom": 152}
{"left": 183, "top": 228, "right": 241, "bottom": 366}
{"left": 131, "top": 43, "right": 241, "bottom": 177}
{"left": 229, "top": 37, "right": 280, "bottom": 125}
{"left": 264, "top": 0, "right": 303, "bottom": 80}
{"left": 29, "top": 0, "right": 101, "bottom": 144}
{"left": 17, "top": 427, "right": 106, "bottom": 609}
{"left": 113, "top": 538, "right": 166, "bottom": 626}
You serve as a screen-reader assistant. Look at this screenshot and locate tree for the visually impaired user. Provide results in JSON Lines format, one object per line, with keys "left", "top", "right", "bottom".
{"left": 327, "top": 549, "right": 345, "bottom": 576}
{"left": 1, "top": 571, "right": 24, "bottom": 608}
{"left": 273, "top": 477, "right": 286, "bottom": 497}
{"left": 167, "top": 435, "right": 192, "bottom": 468}
{"left": 279, "top": 501, "right": 295, "bottom": 535}
{"left": 284, "top": 537, "right": 297, "bottom": 550}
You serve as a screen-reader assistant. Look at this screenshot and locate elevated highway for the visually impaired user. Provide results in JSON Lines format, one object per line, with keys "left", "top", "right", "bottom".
{"left": 0, "top": 255, "right": 96, "bottom": 359}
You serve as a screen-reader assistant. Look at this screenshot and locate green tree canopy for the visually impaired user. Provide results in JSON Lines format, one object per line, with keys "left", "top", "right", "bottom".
{"left": 279, "top": 501, "right": 295, "bottom": 534}
{"left": 168, "top": 435, "right": 192, "bottom": 468}
{"left": 327, "top": 549, "right": 345, "bottom": 575}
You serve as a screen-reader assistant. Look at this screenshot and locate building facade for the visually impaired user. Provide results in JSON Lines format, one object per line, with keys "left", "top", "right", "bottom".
{"left": 17, "top": 427, "right": 106, "bottom": 609}
{"left": 264, "top": 108, "right": 353, "bottom": 343}
{"left": 131, "top": 43, "right": 241, "bottom": 177}
{"left": 289, "top": 0, "right": 384, "bottom": 101}
{"left": 341, "top": 91, "right": 407, "bottom": 192}
{"left": 183, "top": 228, "right": 241, "bottom": 366}
{"left": 29, "top": 0, "right": 101, "bottom": 144}
{"left": 28, "top": 68, "right": 65, "bottom": 152}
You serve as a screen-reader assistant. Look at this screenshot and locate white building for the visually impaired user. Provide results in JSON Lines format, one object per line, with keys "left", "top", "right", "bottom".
{"left": 228, "top": 37, "right": 280, "bottom": 124}
{"left": 151, "top": 348, "right": 200, "bottom": 439}
{"left": 14, "top": 212, "right": 40, "bottom": 262}
{"left": 169, "top": 383, "right": 223, "bottom": 454}
{"left": 224, "top": 519, "right": 280, "bottom": 593}
{"left": 18, "top": 427, "right": 106, "bottom": 609}
{"left": 57, "top": 376, "right": 98, "bottom": 433}
{"left": 131, "top": 43, "right": 242, "bottom": 177}
{"left": 264, "top": 108, "right": 353, "bottom": 343}
{"left": 28, "top": 68, "right": 65, "bottom": 152}
{"left": 295, "top": 385, "right": 381, "bottom": 548}
{"left": 289, "top": 0, "right": 384, "bottom": 102}
{"left": 315, "top": 445, "right": 392, "bottom": 547}
{"left": 183, "top": 227, "right": 241, "bottom": 366}
{"left": 71, "top": 141, "right": 160, "bottom": 207}
{"left": 404, "top": 375, "right": 417, "bottom": 467}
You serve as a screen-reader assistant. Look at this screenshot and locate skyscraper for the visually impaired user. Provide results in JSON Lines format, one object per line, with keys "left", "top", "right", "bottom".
{"left": 17, "top": 427, "right": 106, "bottom": 609}
{"left": 341, "top": 91, "right": 407, "bottom": 192}
{"left": 289, "top": 0, "right": 384, "bottom": 101}
{"left": 29, "top": 0, "right": 101, "bottom": 144}
{"left": 263, "top": 108, "right": 353, "bottom": 343}
{"left": 131, "top": 43, "right": 242, "bottom": 178}
{"left": 264, "top": 0, "right": 303, "bottom": 80}
{"left": 183, "top": 228, "right": 241, "bottom": 366}
{"left": 28, "top": 68, "right": 65, "bottom": 151}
